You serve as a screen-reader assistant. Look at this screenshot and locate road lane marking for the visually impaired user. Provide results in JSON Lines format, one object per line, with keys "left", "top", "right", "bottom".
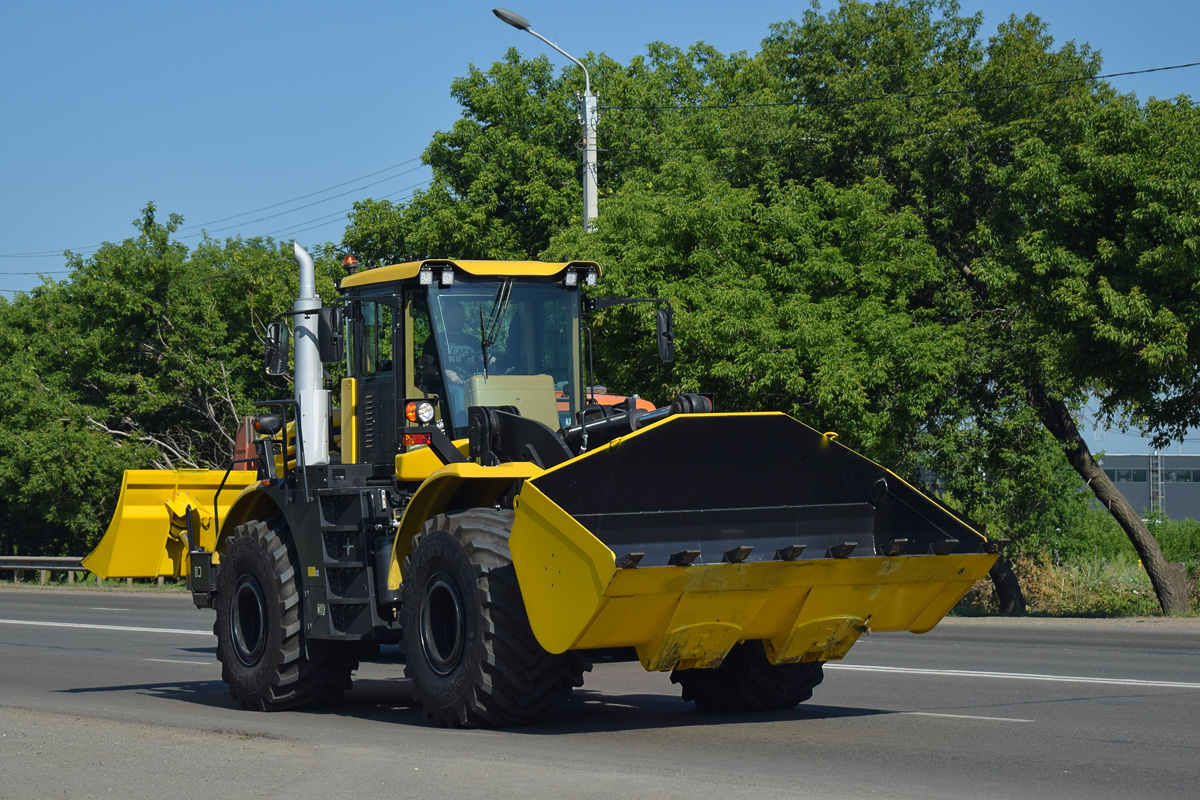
{"left": 144, "top": 658, "right": 211, "bottom": 665}
{"left": 0, "top": 619, "right": 210, "bottom": 636}
{"left": 89, "top": 607, "right": 130, "bottom": 612}
{"left": 903, "top": 711, "right": 1034, "bottom": 723}
{"left": 827, "top": 663, "right": 1200, "bottom": 690}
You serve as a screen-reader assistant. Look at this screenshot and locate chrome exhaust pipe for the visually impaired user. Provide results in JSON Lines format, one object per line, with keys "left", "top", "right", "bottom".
{"left": 292, "top": 242, "right": 329, "bottom": 466}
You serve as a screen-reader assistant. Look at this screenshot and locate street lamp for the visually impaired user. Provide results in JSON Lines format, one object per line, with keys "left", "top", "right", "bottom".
{"left": 493, "top": 8, "right": 599, "bottom": 231}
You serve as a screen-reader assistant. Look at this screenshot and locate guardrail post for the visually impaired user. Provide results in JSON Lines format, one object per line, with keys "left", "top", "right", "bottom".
{"left": 40, "top": 570, "right": 48, "bottom": 585}
{"left": 68, "top": 570, "right": 74, "bottom": 585}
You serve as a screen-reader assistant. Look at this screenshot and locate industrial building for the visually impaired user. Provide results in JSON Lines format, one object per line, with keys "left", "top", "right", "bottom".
{"left": 1097, "top": 453, "right": 1200, "bottom": 520}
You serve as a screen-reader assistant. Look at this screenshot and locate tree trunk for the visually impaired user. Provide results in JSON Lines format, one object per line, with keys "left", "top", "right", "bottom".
{"left": 1031, "top": 387, "right": 1190, "bottom": 614}
{"left": 989, "top": 556, "right": 1026, "bottom": 614}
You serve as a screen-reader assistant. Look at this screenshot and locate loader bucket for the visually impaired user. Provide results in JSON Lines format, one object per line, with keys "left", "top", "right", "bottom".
{"left": 82, "top": 469, "right": 258, "bottom": 579}
{"left": 509, "top": 412, "right": 997, "bottom": 672}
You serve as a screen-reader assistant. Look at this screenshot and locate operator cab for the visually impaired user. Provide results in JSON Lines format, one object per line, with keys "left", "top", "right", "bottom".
{"left": 340, "top": 260, "right": 595, "bottom": 469}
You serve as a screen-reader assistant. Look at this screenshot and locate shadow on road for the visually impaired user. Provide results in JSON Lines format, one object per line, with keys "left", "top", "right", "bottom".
{"left": 58, "top": 679, "right": 232, "bottom": 708}
{"left": 55, "top": 657, "right": 895, "bottom": 733}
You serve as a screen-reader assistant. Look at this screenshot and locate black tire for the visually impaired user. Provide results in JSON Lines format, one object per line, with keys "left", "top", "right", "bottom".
{"left": 214, "top": 517, "right": 356, "bottom": 710}
{"left": 401, "top": 509, "right": 589, "bottom": 728}
{"left": 670, "top": 641, "right": 825, "bottom": 712}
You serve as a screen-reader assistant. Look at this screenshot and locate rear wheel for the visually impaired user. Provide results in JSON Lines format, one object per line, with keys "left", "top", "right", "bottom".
{"left": 401, "top": 509, "right": 589, "bottom": 727}
{"left": 671, "top": 641, "right": 824, "bottom": 712}
{"left": 214, "top": 518, "right": 355, "bottom": 710}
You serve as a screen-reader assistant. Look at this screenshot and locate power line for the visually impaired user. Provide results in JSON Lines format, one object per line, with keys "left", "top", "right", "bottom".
{"left": 600, "top": 60, "right": 1200, "bottom": 113}
{"left": 176, "top": 157, "right": 425, "bottom": 232}
{"left": 0, "top": 157, "right": 431, "bottom": 259}
{"left": 0, "top": 270, "right": 72, "bottom": 275}
{"left": 595, "top": 112, "right": 1050, "bottom": 168}
{"left": 0, "top": 181, "right": 432, "bottom": 295}
{"left": 178, "top": 165, "right": 429, "bottom": 239}
{"left": 264, "top": 182, "right": 429, "bottom": 238}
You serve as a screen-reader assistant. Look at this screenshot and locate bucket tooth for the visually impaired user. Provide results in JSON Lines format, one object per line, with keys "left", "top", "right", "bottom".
{"left": 930, "top": 539, "right": 959, "bottom": 555}
{"left": 827, "top": 542, "right": 857, "bottom": 559}
{"left": 722, "top": 546, "right": 753, "bottom": 564}
{"left": 774, "top": 544, "right": 806, "bottom": 561}
{"left": 882, "top": 538, "right": 909, "bottom": 556}
{"left": 616, "top": 552, "right": 645, "bottom": 569}
{"left": 668, "top": 549, "right": 701, "bottom": 567}
{"left": 986, "top": 538, "right": 1011, "bottom": 555}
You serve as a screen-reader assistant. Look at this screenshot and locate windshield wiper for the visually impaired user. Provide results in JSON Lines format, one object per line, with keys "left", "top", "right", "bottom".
{"left": 479, "top": 279, "right": 513, "bottom": 379}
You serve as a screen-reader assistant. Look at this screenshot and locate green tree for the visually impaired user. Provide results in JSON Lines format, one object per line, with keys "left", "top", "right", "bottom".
{"left": 0, "top": 204, "right": 341, "bottom": 556}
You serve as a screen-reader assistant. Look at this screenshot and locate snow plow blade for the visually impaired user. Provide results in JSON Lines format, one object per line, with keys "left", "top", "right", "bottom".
{"left": 82, "top": 469, "right": 258, "bottom": 579}
{"left": 509, "top": 412, "right": 997, "bottom": 672}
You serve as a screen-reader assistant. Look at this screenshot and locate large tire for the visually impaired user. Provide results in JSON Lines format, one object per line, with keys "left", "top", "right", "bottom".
{"left": 214, "top": 518, "right": 355, "bottom": 710}
{"left": 401, "top": 509, "right": 589, "bottom": 728}
{"left": 670, "top": 641, "right": 825, "bottom": 713}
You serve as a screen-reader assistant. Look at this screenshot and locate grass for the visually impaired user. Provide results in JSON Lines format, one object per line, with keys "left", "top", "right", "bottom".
{"left": 957, "top": 552, "right": 1200, "bottom": 617}
{"left": 1, "top": 574, "right": 189, "bottom": 592}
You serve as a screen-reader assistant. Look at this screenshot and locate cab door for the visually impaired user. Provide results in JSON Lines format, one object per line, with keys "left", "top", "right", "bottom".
{"left": 352, "top": 290, "right": 402, "bottom": 468}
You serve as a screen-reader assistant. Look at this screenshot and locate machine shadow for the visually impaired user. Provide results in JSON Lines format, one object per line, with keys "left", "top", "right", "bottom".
{"left": 59, "top": 679, "right": 235, "bottom": 709}
{"left": 58, "top": 653, "right": 891, "bottom": 733}
{"left": 331, "top": 679, "right": 891, "bottom": 733}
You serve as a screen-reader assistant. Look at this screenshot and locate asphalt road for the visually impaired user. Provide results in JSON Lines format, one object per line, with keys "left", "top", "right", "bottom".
{"left": 1, "top": 586, "right": 1198, "bottom": 799}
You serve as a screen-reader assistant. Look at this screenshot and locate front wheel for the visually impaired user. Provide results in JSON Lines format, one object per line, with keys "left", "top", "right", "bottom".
{"left": 401, "top": 510, "right": 588, "bottom": 727}
{"left": 671, "top": 641, "right": 825, "bottom": 712}
{"left": 214, "top": 518, "right": 355, "bottom": 710}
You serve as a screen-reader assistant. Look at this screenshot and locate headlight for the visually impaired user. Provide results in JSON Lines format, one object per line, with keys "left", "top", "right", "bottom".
{"left": 405, "top": 400, "right": 436, "bottom": 424}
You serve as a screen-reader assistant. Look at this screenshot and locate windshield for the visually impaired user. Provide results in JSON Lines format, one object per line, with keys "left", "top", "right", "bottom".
{"left": 422, "top": 279, "right": 582, "bottom": 435}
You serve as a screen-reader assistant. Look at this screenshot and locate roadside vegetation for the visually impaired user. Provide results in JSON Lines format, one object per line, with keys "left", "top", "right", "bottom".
{"left": 959, "top": 511, "right": 1200, "bottom": 615}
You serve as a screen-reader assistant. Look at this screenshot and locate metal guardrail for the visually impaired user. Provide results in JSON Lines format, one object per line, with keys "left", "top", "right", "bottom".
{"left": 0, "top": 556, "right": 170, "bottom": 586}
{"left": 0, "top": 555, "right": 100, "bottom": 585}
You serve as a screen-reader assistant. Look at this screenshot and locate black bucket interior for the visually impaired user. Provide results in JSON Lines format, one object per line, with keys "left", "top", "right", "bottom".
{"left": 527, "top": 414, "right": 985, "bottom": 568}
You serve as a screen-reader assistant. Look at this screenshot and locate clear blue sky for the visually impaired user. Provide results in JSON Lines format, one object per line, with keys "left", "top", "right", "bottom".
{"left": 2, "top": 1, "right": 1197, "bottom": 452}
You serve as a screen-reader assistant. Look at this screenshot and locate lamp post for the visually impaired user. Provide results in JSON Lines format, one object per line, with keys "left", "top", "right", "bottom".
{"left": 493, "top": 8, "right": 598, "bottom": 231}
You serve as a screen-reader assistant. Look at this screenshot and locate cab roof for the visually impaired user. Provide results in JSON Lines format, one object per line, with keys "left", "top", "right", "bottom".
{"left": 339, "top": 259, "right": 600, "bottom": 290}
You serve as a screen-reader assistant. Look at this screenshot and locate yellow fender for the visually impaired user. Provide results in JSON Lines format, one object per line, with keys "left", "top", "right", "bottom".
{"left": 385, "top": 459, "right": 542, "bottom": 591}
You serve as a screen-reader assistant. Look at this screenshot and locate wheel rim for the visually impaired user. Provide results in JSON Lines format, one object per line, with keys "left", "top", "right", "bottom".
{"left": 231, "top": 574, "right": 268, "bottom": 667}
{"left": 420, "top": 572, "right": 466, "bottom": 676}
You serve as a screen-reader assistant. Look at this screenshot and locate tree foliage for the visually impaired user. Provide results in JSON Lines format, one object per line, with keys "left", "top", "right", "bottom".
{"left": 0, "top": 204, "right": 341, "bottom": 556}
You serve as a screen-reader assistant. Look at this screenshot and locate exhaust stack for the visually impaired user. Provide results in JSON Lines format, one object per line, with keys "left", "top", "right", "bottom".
{"left": 292, "top": 242, "right": 329, "bottom": 466}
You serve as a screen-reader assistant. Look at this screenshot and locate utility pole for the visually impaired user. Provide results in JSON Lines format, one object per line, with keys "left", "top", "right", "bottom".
{"left": 493, "top": 8, "right": 598, "bottom": 231}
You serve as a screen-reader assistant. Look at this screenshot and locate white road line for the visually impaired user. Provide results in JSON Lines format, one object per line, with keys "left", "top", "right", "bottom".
{"left": 827, "top": 663, "right": 1200, "bottom": 690}
{"left": 144, "top": 658, "right": 211, "bottom": 666}
{"left": 903, "top": 711, "right": 1034, "bottom": 723}
{"left": 89, "top": 607, "right": 130, "bottom": 612}
{"left": 0, "top": 619, "right": 210, "bottom": 636}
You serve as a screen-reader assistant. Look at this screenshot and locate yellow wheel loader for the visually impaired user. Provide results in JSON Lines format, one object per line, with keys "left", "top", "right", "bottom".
{"left": 84, "top": 244, "right": 999, "bottom": 727}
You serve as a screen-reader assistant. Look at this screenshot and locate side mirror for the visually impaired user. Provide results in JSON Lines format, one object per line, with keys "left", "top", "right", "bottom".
{"left": 264, "top": 321, "right": 289, "bottom": 375}
{"left": 318, "top": 307, "right": 344, "bottom": 364}
{"left": 656, "top": 306, "right": 675, "bottom": 363}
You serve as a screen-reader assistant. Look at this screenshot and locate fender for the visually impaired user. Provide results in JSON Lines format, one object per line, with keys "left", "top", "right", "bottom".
{"left": 386, "top": 460, "right": 542, "bottom": 591}
{"left": 215, "top": 479, "right": 290, "bottom": 553}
